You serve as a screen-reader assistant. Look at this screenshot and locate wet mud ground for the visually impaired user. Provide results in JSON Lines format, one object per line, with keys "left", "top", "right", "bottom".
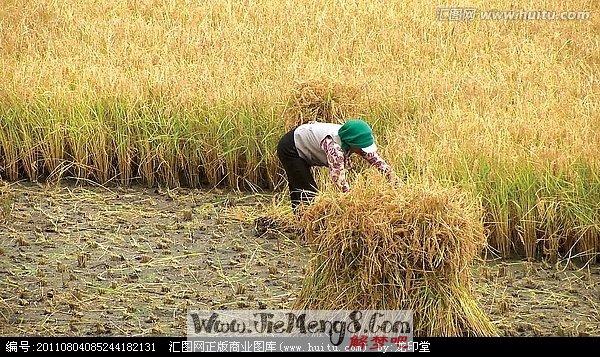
{"left": 1, "top": 183, "right": 598, "bottom": 336}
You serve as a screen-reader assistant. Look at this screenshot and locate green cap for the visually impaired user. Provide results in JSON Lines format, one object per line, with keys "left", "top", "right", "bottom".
{"left": 338, "top": 119, "right": 377, "bottom": 153}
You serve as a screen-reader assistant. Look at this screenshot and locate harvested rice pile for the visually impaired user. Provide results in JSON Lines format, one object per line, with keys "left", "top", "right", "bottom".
{"left": 294, "top": 174, "right": 498, "bottom": 336}
{"left": 285, "top": 80, "right": 360, "bottom": 129}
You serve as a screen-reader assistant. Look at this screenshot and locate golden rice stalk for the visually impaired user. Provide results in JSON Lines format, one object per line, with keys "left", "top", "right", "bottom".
{"left": 294, "top": 174, "right": 497, "bottom": 336}
{"left": 285, "top": 80, "right": 361, "bottom": 129}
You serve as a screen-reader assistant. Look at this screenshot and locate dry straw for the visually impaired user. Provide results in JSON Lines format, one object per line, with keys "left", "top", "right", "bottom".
{"left": 294, "top": 174, "right": 497, "bottom": 336}
{"left": 285, "top": 80, "right": 360, "bottom": 130}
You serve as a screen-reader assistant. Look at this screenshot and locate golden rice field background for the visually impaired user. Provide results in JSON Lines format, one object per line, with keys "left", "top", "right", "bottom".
{"left": 0, "top": 0, "right": 599, "bottom": 262}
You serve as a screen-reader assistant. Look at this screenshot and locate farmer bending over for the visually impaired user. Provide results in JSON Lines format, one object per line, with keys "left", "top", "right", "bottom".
{"left": 277, "top": 119, "right": 397, "bottom": 210}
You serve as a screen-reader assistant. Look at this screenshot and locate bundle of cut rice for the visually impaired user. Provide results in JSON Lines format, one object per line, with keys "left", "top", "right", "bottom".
{"left": 294, "top": 174, "right": 497, "bottom": 336}
{"left": 285, "top": 80, "right": 359, "bottom": 129}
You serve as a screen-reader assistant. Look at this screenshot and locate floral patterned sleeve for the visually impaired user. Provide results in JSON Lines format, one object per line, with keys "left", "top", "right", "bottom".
{"left": 358, "top": 150, "right": 394, "bottom": 181}
{"left": 320, "top": 136, "right": 350, "bottom": 193}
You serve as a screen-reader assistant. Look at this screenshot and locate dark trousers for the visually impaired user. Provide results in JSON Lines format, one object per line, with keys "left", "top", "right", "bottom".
{"left": 277, "top": 128, "right": 317, "bottom": 210}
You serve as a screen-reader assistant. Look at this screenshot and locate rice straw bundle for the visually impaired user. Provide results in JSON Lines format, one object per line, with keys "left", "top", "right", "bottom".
{"left": 285, "top": 80, "right": 360, "bottom": 129}
{"left": 294, "top": 174, "right": 497, "bottom": 336}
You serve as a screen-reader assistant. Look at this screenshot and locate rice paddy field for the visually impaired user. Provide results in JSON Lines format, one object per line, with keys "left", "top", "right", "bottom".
{"left": 1, "top": 0, "right": 600, "bottom": 337}
{"left": 1, "top": 182, "right": 599, "bottom": 336}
